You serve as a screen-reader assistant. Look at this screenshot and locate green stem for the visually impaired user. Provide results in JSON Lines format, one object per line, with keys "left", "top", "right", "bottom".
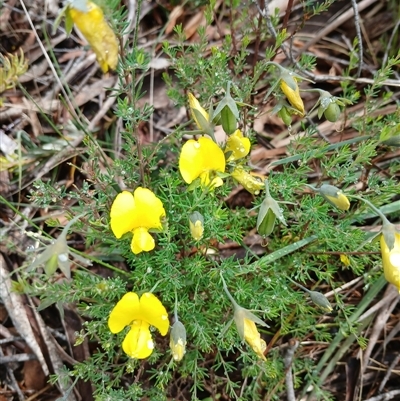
{"left": 219, "top": 272, "right": 239, "bottom": 309}
{"left": 347, "top": 195, "right": 391, "bottom": 225}
{"left": 287, "top": 276, "right": 311, "bottom": 294}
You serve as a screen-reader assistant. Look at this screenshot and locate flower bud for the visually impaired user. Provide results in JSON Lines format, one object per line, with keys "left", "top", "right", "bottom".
{"left": 323, "top": 101, "right": 341, "bottom": 122}
{"left": 318, "top": 184, "right": 350, "bottom": 211}
{"left": 170, "top": 320, "right": 187, "bottom": 361}
{"left": 309, "top": 291, "right": 333, "bottom": 312}
{"left": 189, "top": 211, "right": 204, "bottom": 241}
{"left": 278, "top": 106, "right": 292, "bottom": 126}
{"left": 380, "top": 222, "right": 400, "bottom": 292}
{"left": 257, "top": 181, "right": 286, "bottom": 237}
{"left": 280, "top": 76, "right": 304, "bottom": 116}
{"left": 221, "top": 105, "right": 237, "bottom": 135}
{"left": 213, "top": 82, "right": 240, "bottom": 136}
{"left": 187, "top": 93, "right": 214, "bottom": 135}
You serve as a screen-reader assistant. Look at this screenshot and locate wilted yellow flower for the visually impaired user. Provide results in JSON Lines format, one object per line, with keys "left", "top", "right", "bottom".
{"left": 380, "top": 223, "right": 400, "bottom": 292}
{"left": 280, "top": 77, "right": 304, "bottom": 116}
{"left": 170, "top": 320, "right": 187, "bottom": 361}
{"left": 67, "top": 0, "right": 118, "bottom": 72}
{"left": 189, "top": 211, "right": 204, "bottom": 241}
{"left": 108, "top": 292, "right": 169, "bottom": 359}
{"left": 110, "top": 188, "right": 165, "bottom": 254}
{"left": 179, "top": 136, "right": 225, "bottom": 189}
{"left": 225, "top": 129, "right": 251, "bottom": 161}
{"left": 231, "top": 166, "right": 264, "bottom": 195}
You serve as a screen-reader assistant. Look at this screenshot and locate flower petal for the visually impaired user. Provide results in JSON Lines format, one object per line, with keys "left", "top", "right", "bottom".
{"left": 243, "top": 318, "right": 267, "bottom": 360}
{"left": 381, "top": 232, "right": 400, "bottom": 292}
{"left": 280, "top": 79, "right": 304, "bottom": 116}
{"left": 225, "top": 129, "right": 250, "bottom": 161}
{"left": 108, "top": 292, "right": 140, "bottom": 333}
{"left": 139, "top": 293, "right": 169, "bottom": 335}
{"left": 188, "top": 92, "right": 209, "bottom": 130}
{"left": 122, "top": 321, "right": 154, "bottom": 359}
{"left": 68, "top": 1, "right": 118, "bottom": 72}
{"left": 110, "top": 191, "right": 136, "bottom": 238}
{"left": 132, "top": 187, "right": 165, "bottom": 229}
{"left": 131, "top": 227, "right": 155, "bottom": 254}
{"left": 179, "top": 137, "right": 225, "bottom": 184}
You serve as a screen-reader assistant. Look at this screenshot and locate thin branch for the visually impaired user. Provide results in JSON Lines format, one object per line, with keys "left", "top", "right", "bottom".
{"left": 284, "top": 339, "right": 299, "bottom": 401}
{"left": 350, "top": 0, "right": 363, "bottom": 77}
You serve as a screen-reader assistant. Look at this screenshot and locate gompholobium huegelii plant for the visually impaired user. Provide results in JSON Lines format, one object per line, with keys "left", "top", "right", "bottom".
{"left": 23, "top": 5, "right": 400, "bottom": 399}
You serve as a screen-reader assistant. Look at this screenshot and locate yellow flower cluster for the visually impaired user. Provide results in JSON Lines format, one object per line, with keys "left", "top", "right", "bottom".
{"left": 179, "top": 93, "right": 263, "bottom": 194}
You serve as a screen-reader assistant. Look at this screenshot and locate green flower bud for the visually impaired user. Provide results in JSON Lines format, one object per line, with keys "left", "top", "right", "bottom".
{"left": 170, "top": 320, "right": 187, "bottom": 361}
{"left": 221, "top": 105, "right": 237, "bottom": 135}
{"left": 257, "top": 180, "right": 286, "bottom": 237}
{"left": 277, "top": 106, "right": 292, "bottom": 126}
{"left": 309, "top": 291, "right": 333, "bottom": 312}
{"left": 319, "top": 184, "right": 350, "bottom": 211}
{"left": 323, "top": 101, "right": 341, "bottom": 122}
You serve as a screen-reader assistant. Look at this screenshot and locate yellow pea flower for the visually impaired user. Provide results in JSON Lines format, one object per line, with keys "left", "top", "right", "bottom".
{"left": 225, "top": 129, "right": 251, "bottom": 161}
{"left": 110, "top": 188, "right": 165, "bottom": 254}
{"left": 280, "top": 76, "right": 305, "bottom": 117}
{"left": 234, "top": 307, "right": 267, "bottom": 360}
{"left": 108, "top": 292, "right": 169, "bottom": 359}
{"left": 221, "top": 273, "right": 269, "bottom": 360}
{"left": 231, "top": 166, "right": 264, "bottom": 195}
{"left": 179, "top": 136, "right": 225, "bottom": 189}
{"left": 381, "top": 223, "right": 400, "bottom": 292}
{"left": 67, "top": 0, "right": 118, "bottom": 72}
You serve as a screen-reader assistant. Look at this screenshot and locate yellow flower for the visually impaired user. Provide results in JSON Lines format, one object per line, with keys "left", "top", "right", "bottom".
{"left": 380, "top": 225, "right": 400, "bottom": 292}
{"left": 340, "top": 254, "right": 351, "bottom": 266}
{"left": 68, "top": 0, "right": 118, "bottom": 72}
{"left": 189, "top": 211, "right": 204, "bottom": 241}
{"left": 280, "top": 77, "right": 304, "bottom": 116}
{"left": 188, "top": 93, "right": 212, "bottom": 134}
{"left": 108, "top": 292, "right": 169, "bottom": 359}
{"left": 225, "top": 129, "right": 251, "bottom": 161}
{"left": 319, "top": 184, "right": 350, "bottom": 211}
{"left": 231, "top": 166, "right": 264, "bottom": 195}
{"left": 170, "top": 320, "right": 187, "bottom": 362}
{"left": 234, "top": 307, "right": 267, "bottom": 360}
{"left": 221, "top": 273, "right": 269, "bottom": 360}
{"left": 179, "top": 136, "right": 225, "bottom": 189}
{"left": 110, "top": 188, "right": 165, "bottom": 254}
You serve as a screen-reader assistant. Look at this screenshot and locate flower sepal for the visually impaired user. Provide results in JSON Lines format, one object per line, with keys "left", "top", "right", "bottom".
{"left": 257, "top": 180, "right": 287, "bottom": 237}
